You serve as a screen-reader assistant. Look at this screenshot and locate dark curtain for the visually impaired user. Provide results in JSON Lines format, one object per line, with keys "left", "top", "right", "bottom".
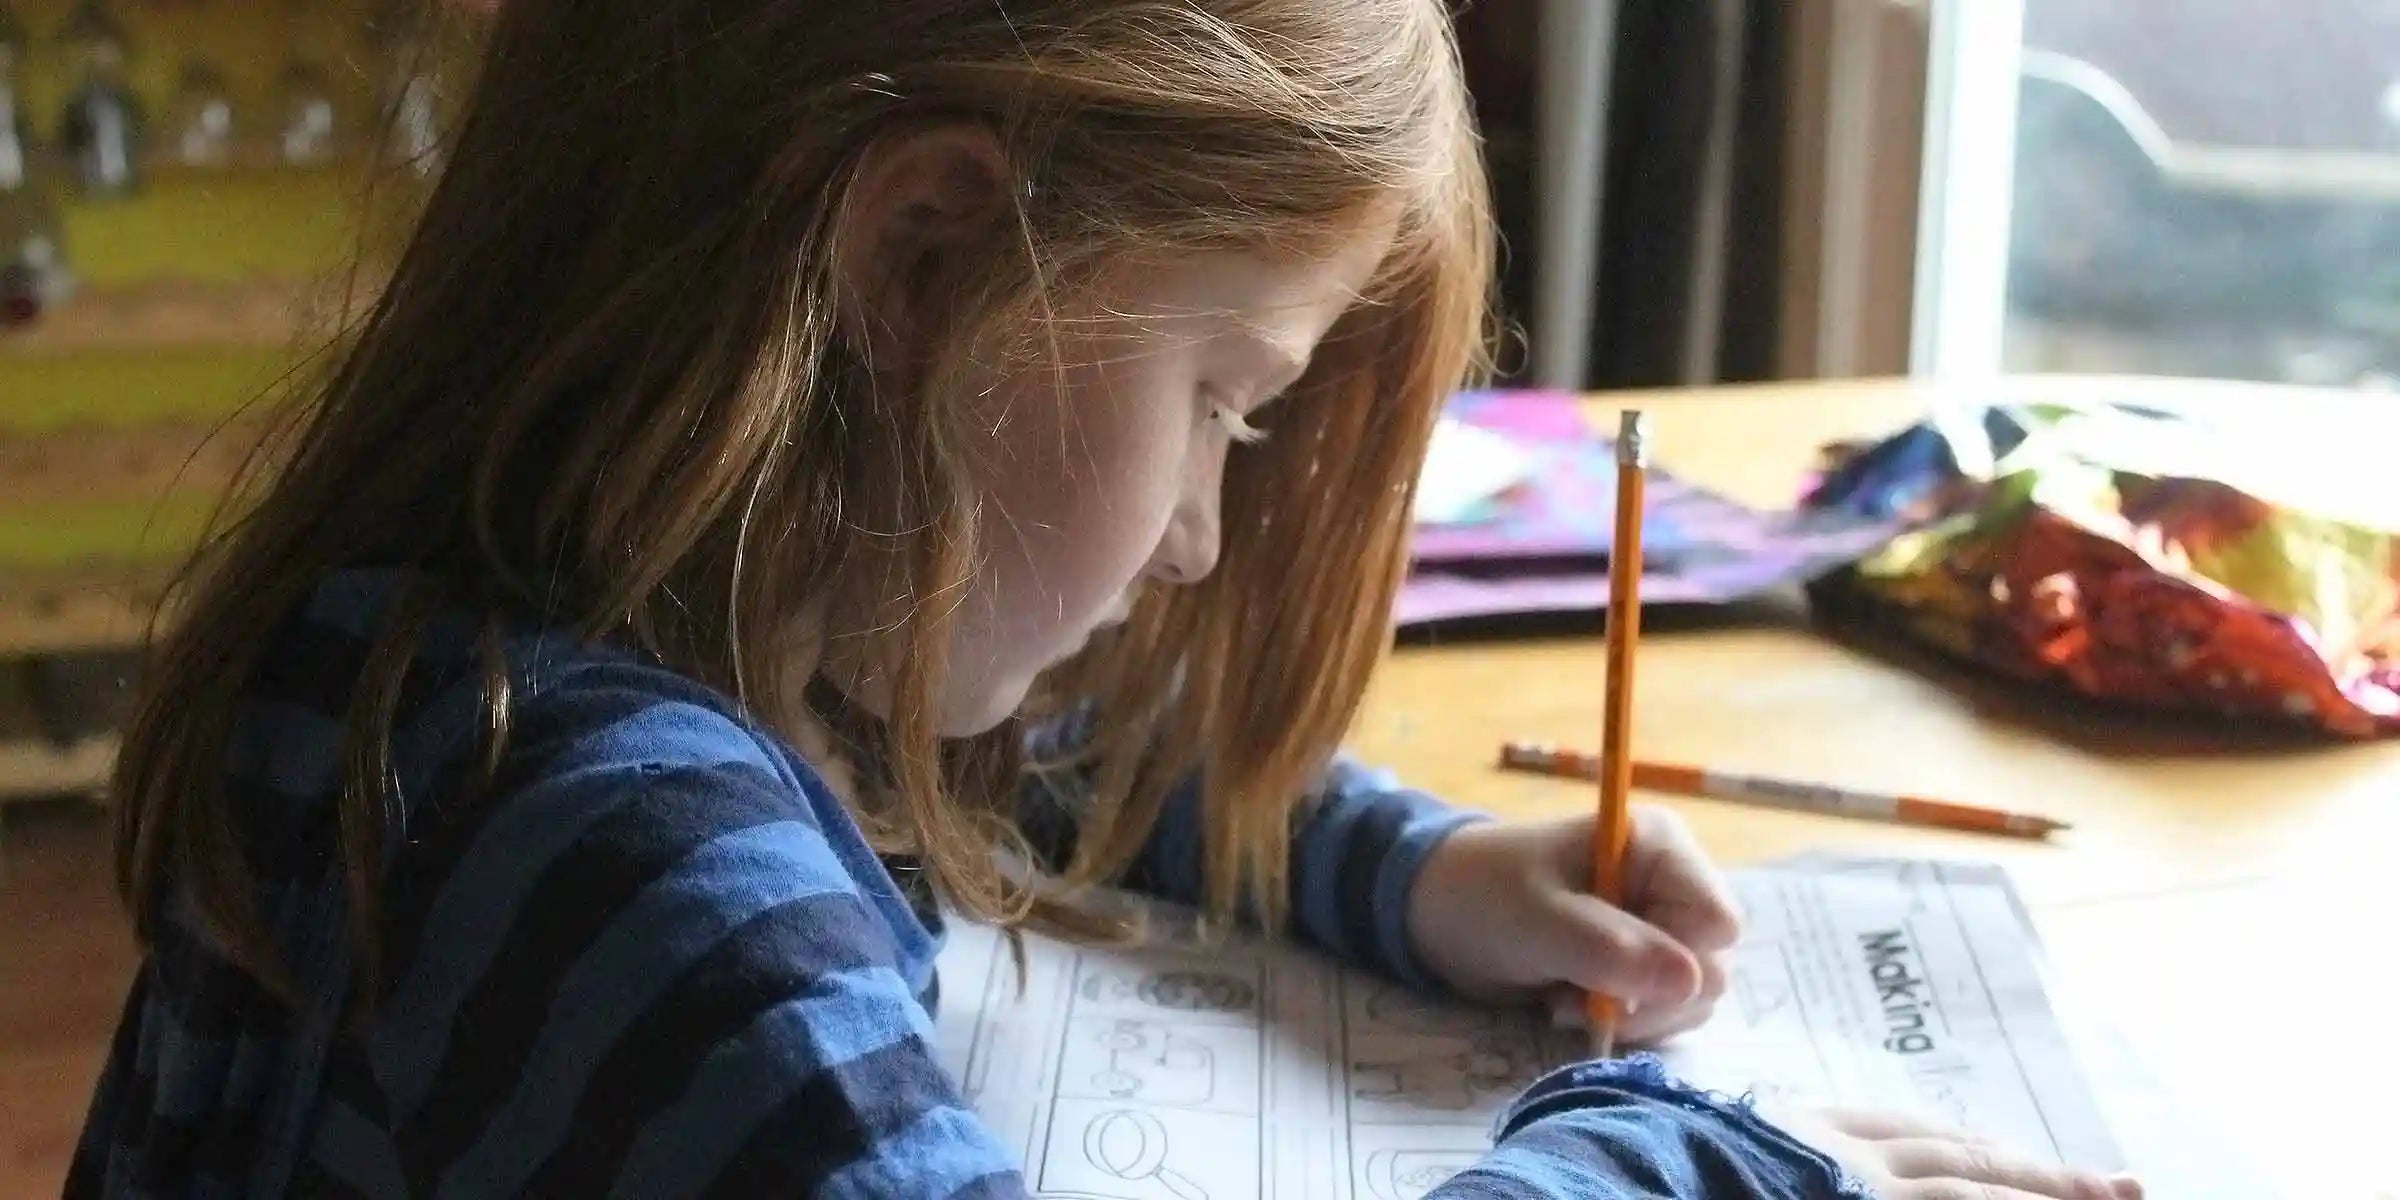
{"left": 1457, "top": 0, "right": 1789, "bottom": 389}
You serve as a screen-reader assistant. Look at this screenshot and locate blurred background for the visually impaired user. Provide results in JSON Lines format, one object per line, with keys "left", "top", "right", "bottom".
{"left": 0, "top": 0, "right": 460, "bottom": 793}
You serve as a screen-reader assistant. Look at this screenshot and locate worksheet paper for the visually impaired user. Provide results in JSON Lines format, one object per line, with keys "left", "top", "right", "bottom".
{"left": 930, "top": 857, "right": 2124, "bottom": 1200}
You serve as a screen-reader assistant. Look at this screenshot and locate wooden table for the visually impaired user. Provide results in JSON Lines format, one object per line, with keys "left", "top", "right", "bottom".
{"left": 1351, "top": 377, "right": 2400, "bottom": 1200}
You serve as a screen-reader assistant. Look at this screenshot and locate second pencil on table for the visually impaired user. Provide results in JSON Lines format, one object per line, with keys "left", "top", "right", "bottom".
{"left": 1500, "top": 742, "right": 2070, "bottom": 839}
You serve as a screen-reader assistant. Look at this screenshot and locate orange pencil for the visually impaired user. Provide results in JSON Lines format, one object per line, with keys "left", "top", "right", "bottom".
{"left": 1501, "top": 743, "right": 2072, "bottom": 839}
{"left": 1588, "top": 411, "right": 1647, "bottom": 1058}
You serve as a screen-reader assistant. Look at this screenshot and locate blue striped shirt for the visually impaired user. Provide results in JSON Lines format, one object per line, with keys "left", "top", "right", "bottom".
{"left": 71, "top": 569, "right": 1862, "bottom": 1197}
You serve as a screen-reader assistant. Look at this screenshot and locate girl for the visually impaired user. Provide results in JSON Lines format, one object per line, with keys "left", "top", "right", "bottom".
{"left": 74, "top": 2, "right": 2139, "bottom": 1197}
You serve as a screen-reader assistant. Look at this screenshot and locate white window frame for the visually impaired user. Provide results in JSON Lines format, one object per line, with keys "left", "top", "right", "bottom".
{"left": 1909, "top": 0, "right": 2026, "bottom": 379}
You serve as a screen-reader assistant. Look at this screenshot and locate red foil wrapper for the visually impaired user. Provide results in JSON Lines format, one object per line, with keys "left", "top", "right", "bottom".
{"left": 1809, "top": 402, "right": 2400, "bottom": 736}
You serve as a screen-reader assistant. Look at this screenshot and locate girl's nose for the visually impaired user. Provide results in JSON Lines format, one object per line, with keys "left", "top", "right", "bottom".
{"left": 1148, "top": 501, "right": 1222, "bottom": 586}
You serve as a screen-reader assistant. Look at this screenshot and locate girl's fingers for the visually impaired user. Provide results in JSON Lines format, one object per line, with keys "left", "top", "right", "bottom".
{"left": 1880, "top": 1139, "right": 2139, "bottom": 1200}
{"left": 1543, "top": 890, "right": 1704, "bottom": 1008}
{"left": 1616, "top": 950, "right": 1726, "bottom": 1044}
{"left": 1626, "top": 807, "right": 1744, "bottom": 952}
{"left": 1891, "top": 1185, "right": 2071, "bottom": 1200}
{"left": 1614, "top": 995, "right": 1713, "bottom": 1046}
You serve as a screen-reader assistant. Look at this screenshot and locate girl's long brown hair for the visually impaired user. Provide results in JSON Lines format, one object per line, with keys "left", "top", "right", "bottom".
{"left": 112, "top": 0, "right": 1494, "bottom": 990}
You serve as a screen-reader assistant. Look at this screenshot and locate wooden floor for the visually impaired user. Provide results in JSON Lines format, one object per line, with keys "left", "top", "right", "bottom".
{"left": 1, "top": 798, "right": 139, "bottom": 1195}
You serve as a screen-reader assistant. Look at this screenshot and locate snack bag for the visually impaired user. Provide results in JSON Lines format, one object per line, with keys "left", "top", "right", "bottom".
{"left": 1807, "top": 400, "right": 2400, "bottom": 735}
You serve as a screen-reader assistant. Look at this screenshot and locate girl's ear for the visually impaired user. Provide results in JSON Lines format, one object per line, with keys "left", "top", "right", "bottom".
{"left": 833, "top": 126, "right": 1013, "bottom": 370}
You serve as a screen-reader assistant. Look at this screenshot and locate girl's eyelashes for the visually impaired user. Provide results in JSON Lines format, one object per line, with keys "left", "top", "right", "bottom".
{"left": 1210, "top": 401, "right": 1270, "bottom": 446}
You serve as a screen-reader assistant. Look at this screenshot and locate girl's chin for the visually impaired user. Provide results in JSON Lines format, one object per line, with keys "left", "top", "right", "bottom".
{"left": 936, "top": 664, "right": 1046, "bottom": 739}
{"left": 938, "top": 617, "right": 1114, "bottom": 737}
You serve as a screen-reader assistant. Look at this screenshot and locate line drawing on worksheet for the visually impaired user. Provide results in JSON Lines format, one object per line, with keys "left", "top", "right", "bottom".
{"left": 931, "top": 860, "right": 2126, "bottom": 1199}
{"left": 932, "top": 915, "right": 1581, "bottom": 1200}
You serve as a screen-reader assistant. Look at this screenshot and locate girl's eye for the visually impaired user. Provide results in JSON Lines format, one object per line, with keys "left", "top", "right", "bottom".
{"left": 1211, "top": 403, "right": 1269, "bottom": 446}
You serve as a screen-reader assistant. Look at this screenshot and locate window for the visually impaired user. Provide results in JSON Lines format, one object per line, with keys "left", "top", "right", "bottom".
{"left": 1918, "top": 0, "right": 2400, "bottom": 388}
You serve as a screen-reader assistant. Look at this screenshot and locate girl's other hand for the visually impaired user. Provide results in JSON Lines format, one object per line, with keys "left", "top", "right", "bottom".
{"left": 1405, "top": 805, "right": 1739, "bottom": 1045}
{"left": 1772, "top": 1104, "right": 2143, "bottom": 1200}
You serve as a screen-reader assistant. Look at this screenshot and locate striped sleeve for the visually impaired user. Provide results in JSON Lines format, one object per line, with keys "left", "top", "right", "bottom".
{"left": 1280, "top": 759, "right": 1481, "bottom": 988}
{"left": 357, "top": 685, "right": 1027, "bottom": 1199}
{"left": 1018, "top": 714, "right": 1477, "bottom": 987}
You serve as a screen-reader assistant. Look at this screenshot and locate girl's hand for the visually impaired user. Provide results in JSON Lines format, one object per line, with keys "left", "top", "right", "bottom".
{"left": 1772, "top": 1105, "right": 2143, "bottom": 1200}
{"left": 1404, "top": 806, "right": 1740, "bottom": 1045}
